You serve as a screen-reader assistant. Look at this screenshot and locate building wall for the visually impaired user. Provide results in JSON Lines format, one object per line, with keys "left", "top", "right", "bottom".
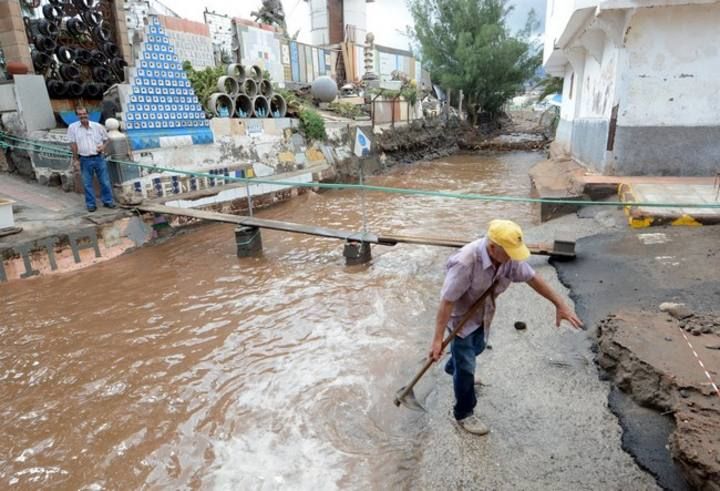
{"left": 235, "top": 20, "right": 285, "bottom": 83}
{"left": 344, "top": 0, "right": 368, "bottom": 43}
{"left": 610, "top": 4, "right": 720, "bottom": 175}
{"left": 159, "top": 15, "right": 215, "bottom": 69}
{"left": 547, "top": 2, "right": 720, "bottom": 175}
{"left": 309, "top": 0, "right": 330, "bottom": 46}
{"left": 205, "top": 11, "right": 234, "bottom": 64}
{"left": 570, "top": 32, "right": 620, "bottom": 169}
{"left": 617, "top": 5, "right": 720, "bottom": 127}
{"left": 543, "top": 0, "right": 598, "bottom": 67}
{"left": 555, "top": 66, "right": 577, "bottom": 152}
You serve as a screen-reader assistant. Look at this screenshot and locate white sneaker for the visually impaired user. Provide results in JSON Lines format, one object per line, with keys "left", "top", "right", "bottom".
{"left": 455, "top": 414, "right": 489, "bottom": 435}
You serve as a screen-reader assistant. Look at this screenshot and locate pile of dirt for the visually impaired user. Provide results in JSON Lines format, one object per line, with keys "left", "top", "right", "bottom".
{"left": 376, "top": 117, "right": 474, "bottom": 164}
{"left": 596, "top": 310, "right": 720, "bottom": 489}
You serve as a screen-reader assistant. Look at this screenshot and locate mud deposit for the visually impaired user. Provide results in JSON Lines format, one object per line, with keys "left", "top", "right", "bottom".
{"left": 553, "top": 225, "right": 720, "bottom": 490}
{"left": 598, "top": 312, "right": 720, "bottom": 489}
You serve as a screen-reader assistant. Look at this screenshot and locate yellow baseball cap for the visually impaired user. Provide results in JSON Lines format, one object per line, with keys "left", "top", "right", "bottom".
{"left": 487, "top": 219, "right": 530, "bottom": 261}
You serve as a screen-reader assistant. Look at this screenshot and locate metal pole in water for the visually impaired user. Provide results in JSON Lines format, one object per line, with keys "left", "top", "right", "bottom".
{"left": 359, "top": 159, "right": 368, "bottom": 236}
{"left": 245, "top": 173, "right": 253, "bottom": 217}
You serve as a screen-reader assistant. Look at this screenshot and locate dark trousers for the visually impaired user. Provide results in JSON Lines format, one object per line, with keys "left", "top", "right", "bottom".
{"left": 444, "top": 326, "right": 486, "bottom": 420}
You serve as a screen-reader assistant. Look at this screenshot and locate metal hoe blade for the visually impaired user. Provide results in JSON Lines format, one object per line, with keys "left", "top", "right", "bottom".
{"left": 394, "top": 386, "right": 426, "bottom": 412}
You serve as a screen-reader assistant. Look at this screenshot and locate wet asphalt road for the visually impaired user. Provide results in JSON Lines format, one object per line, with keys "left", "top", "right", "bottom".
{"left": 552, "top": 221, "right": 720, "bottom": 491}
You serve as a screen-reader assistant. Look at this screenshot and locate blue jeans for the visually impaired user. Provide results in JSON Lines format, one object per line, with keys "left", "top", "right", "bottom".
{"left": 80, "top": 155, "right": 114, "bottom": 209}
{"left": 444, "top": 326, "right": 486, "bottom": 420}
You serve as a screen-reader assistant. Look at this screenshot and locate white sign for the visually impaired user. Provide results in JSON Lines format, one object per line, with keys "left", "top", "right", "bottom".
{"left": 354, "top": 128, "right": 371, "bottom": 157}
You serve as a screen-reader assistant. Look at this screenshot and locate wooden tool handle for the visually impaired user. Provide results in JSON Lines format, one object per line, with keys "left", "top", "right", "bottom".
{"left": 395, "top": 281, "right": 497, "bottom": 403}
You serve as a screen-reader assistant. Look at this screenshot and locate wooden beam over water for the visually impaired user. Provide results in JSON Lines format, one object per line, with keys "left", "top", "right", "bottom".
{"left": 136, "top": 204, "right": 575, "bottom": 258}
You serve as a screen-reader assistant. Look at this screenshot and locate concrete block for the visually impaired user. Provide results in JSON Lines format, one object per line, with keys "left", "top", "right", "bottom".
{"left": 338, "top": 96, "right": 365, "bottom": 105}
{"left": 306, "top": 148, "right": 324, "bottom": 162}
{"left": 14, "top": 75, "right": 55, "bottom": 131}
{"left": 211, "top": 117, "right": 232, "bottom": 137}
{"left": 262, "top": 118, "right": 282, "bottom": 135}
{"left": 230, "top": 119, "right": 247, "bottom": 136}
{"left": 0, "top": 0, "right": 22, "bottom": 18}
{"left": 278, "top": 151, "right": 295, "bottom": 163}
{"left": 291, "top": 134, "right": 305, "bottom": 146}
{"left": 0, "top": 29, "right": 26, "bottom": 48}
{"left": 294, "top": 153, "right": 306, "bottom": 165}
{"left": 0, "top": 83, "right": 16, "bottom": 112}
{"left": 275, "top": 118, "right": 292, "bottom": 129}
{"left": 246, "top": 120, "right": 263, "bottom": 136}
{"left": 0, "top": 14, "right": 23, "bottom": 33}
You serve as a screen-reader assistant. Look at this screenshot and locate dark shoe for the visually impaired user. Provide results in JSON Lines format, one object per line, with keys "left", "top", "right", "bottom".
{"left": 103, "top": 202, "right": 117, "bottom": 209}
{"left": 87, "top": 206, "right": 97, "bottom": 212}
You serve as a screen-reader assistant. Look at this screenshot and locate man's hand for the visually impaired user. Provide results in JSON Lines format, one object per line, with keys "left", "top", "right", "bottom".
{"left": 429, "top": 337, "right": 443, "bottom": 362}
{"left": 556, "top": 303, "right": 583, "bottom": 330}
{"left": 72, "top": 157, "right": 80, "bottom": 171}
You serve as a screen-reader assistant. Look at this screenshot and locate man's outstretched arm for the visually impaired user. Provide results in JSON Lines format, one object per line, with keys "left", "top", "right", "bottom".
{"left": 527, "top": 275, "right": 583, "bottom": 329}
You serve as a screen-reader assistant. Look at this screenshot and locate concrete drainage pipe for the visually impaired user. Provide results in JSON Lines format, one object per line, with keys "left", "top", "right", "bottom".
{"left": 227, "top": 63, "right": 246, "bottom": 80}
{"left": 269, "top": 94, "right": 287, "bottom": 118}
{"left": 253, "top": 96, "right": 270, "bottom": 118}
{"left": 259, "top": 79, "right": 272, "bottom": 97}
{"left": 243, "top": 78, "right": 258, "bottom": 98}
{"left": 208, "top": 93, "right": 235, "bottom": 118}
{"left": 235, "top": 94, "right": 253, "bottom": 118}
{"left": 217, "top": 75, "right": 239, "bottom": 96}
{"left": 249, "top": 65, "right": 263, "bottom": 82}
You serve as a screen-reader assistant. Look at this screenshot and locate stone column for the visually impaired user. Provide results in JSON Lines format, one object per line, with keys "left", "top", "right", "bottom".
{"left": 0, "top": 0, "right": 33, "bottom": 73}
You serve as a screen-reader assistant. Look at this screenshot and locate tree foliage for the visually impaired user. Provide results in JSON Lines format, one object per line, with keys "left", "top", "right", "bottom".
{"left": 537, "top": 75, "right": 563, "bottom": 100}
{"left": 409, "top": 0, "right": 540, "bottom": 120}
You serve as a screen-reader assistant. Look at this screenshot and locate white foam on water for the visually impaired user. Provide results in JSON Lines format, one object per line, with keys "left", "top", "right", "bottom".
{"left": 210, "top": 429, "right": 344, "bottom": 491}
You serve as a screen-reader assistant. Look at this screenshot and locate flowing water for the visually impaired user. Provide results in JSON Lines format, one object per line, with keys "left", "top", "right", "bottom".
{"left": 0, "top": 152, "right": 541, "bottom": 489}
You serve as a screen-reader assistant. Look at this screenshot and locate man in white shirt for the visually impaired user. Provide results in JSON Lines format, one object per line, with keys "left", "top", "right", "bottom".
{"left": 67, "top": 107, "right": 115, "bottom": 212}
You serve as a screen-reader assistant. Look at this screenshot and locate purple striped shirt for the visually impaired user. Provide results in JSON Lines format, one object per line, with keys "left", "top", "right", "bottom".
{"left": 440, "top": 237, "right": 535, "bottom": 338}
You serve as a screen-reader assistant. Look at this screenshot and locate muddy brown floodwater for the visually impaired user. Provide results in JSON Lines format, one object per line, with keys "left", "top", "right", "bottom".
{"left": 0, "top": 153, "right": 540, "bottom": 489}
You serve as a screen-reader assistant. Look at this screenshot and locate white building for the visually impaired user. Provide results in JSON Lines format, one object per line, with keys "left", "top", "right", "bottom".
{"left": 305, "top": 0, "right": 373, "bottom": 46}
{"left": 543, "top": 1, "right": 720, "bottom": 176}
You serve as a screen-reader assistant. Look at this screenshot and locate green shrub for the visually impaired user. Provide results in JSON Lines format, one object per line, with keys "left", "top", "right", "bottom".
{"left": 329, "top": 101, "right": 362, "bottom": 119}
{"left": 183, "top": 62, "right": 226, "bottom": 115}
{"left": 299, "top": 108, "right": 326, "bottom": 141}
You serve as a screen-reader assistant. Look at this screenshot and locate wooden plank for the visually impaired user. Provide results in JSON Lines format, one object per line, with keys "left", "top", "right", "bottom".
{"left": 378, "top": 234, "right": 575, "bottom": 258}
{"left": 137, "top": 204, "right": 574, "bottom": 258}
{"left": 137, "top": 204, "right": 378, "bottom": 243}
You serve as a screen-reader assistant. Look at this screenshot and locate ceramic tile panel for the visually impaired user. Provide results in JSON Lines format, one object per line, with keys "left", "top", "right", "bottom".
{"left": 125, "top": 16, "right": 214, "bottom": 151}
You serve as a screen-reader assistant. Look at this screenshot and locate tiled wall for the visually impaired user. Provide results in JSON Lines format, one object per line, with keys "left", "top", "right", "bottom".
{"left": 164, "top": 29, "right": 214, "bottom": 68}
{"left": 124, "top": 16, "right": 213, "bottom": 151}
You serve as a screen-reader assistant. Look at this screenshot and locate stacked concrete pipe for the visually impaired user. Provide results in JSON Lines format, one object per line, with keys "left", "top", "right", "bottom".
{"left": 243, "top": 78, "right": 258, "bottom": 98}
{"left": 235, "top": 94, "right": 253, "bottom": 118}
{"left": 253, "top": 95, "right": 270, "bottom": 118}
{"left": 269, "top": 94, "right": 287, "bottom": 118}
{"left": 216, "top": 76, "right": 239, "bottom": 96}
{"left": 208, "top": 93, "right": 234, "bottom": 118}
{"left": 208, "top": 64, "right": 287, "bottom": 118}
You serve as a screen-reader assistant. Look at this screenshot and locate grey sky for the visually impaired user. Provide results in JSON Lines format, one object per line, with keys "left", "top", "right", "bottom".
{"left": 171, "top": 0, "right": 547, "bottom": 50}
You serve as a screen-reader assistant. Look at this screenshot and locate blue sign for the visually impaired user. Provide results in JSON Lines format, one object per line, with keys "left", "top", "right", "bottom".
{"left": 290, "top": 42, "right": 300, "bottom": 82}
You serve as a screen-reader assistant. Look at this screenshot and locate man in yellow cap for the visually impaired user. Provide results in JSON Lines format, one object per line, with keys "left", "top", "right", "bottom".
{"left": 429, "top": 219, "right": 583, "bottom": 435}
